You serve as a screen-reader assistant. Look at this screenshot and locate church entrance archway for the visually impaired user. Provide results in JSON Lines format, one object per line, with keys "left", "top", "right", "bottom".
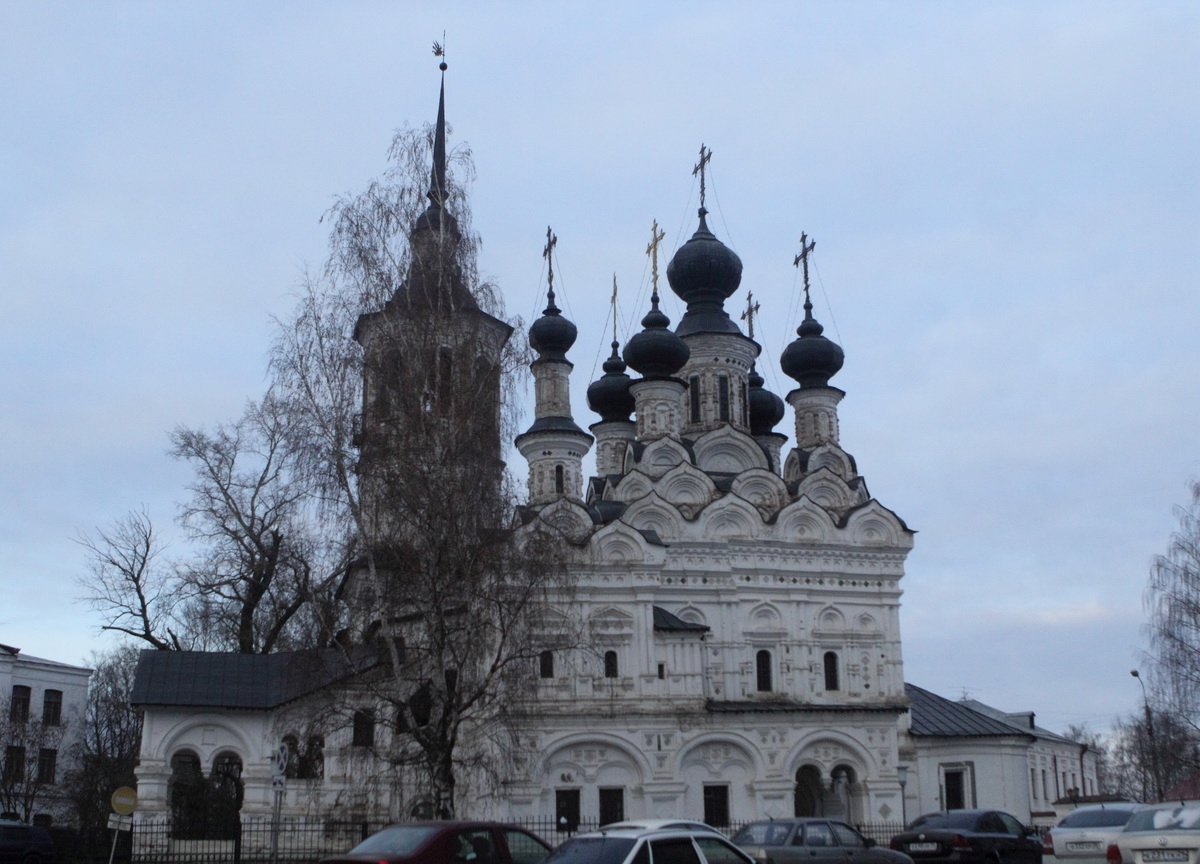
{"left": 793, "top": 763, "right": 861, "bottom": 821}
{"left": 167, "top": 749, "right": 243, "bottom": 841}
{"left": 794, "top": 765, "right": 823, "bottom": 816}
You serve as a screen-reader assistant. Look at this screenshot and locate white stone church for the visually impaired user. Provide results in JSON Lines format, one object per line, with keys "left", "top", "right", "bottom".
{"left": 129, "top": 66, "right": 1097, "bottom": 837}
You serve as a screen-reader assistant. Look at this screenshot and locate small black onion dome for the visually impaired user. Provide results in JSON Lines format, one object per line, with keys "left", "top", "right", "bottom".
{"left": 623, "top": 297, "right": 690, "bottom": 377}
{"left": 528, "top": 298, "right": 577, "bottom": 362}
{"left": 587, "top": 341, "right": 635, "bottom": 421}
{"left": 780, "top": 308, "right": 845, "bottom": 388}
{"left": 748, "top": 366, "right": 786, "bottom": 435}
{"left": 666, "top": 209, "right": 744, "bottom": 336}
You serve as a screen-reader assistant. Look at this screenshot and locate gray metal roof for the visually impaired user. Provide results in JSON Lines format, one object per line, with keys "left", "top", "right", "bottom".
{"left": 652, "top": 606, "right": 710, "bottom": 633}
{"left": 130, "top": 647, "right": 376, "bottom": 710}
{"left": 906, "top": 683, "right": 1034, "bottom": 738}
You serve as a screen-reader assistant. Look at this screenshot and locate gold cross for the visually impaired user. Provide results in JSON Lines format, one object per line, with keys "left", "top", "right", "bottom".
{"left": 543, "top": 225, "right": 558, "bottom": 303}
{"left": 692, "top": 144, "right": 713, "bottom": 211}
{"left": 793, "top": 232, "right": 816, "bottom": 305}
{"left": 740, "top": 291, "right": 761, "bottom": 339}
{"left": 646, "top": 219, "right": 666, "bottom": 299}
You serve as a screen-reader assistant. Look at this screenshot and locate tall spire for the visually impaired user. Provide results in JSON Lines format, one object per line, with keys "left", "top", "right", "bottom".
{"left": 429, "top": 40, "right": 448, "bottom": 208}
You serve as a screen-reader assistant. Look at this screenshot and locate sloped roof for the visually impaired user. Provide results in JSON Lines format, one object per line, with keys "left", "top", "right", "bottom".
{"left": 652, "top": 606, "right": 709, "bottom": 633}
{"left": 906, "top": 683, "right": 1034, "bottom": 738}
{"left": 131, "top": 647, "right": 377, "bottom": 710}
{"left": 958, "top": 698, "right": 1078, "bottom": 745}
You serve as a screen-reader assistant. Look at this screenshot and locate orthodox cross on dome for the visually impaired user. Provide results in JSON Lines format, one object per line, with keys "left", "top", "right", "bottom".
{"left": 611, "top": 273, "right": 619, "bottom": 343}
{"left": 645, "top": 219, "right": 667, "bottom": 303}
{"left": 793, "top": 231, "right": 816, "bottom": 311}
{"left": 740, "top": 291, "right": 761, "bottom": 339}
{"left": 692, "top": 143, "right": 713, "bottom": 213}
{"left": 543, "top": 225, "right": 558, "bottom": 307}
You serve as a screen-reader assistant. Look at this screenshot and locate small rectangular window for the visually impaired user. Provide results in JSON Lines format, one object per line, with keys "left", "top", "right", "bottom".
{"left": 718, "top": 375, "right": 730, "bottom": 421}
{"left": 689, "top": 376, "right": 701, "bottom": 423}
{"left": 555, "top": 788, "right": 580, "bottom": 832}
{"left": 599, "top": 786, "right": 625, "bottom": 825}
{"left": 42, "top": 690, "right": 62, "bottom": 726}
{"left": 657, "top": 663, "right": 665, "bottom": 680}
{"left": 540, "top": 651, "right": 555, "bottom": 679}
{"left": 3, "top": 746, "right": 25, "bottom": 783}
{"left": 352, "top": 708, "right": 375, "bottom": 747}
{"left": 703, "top": 784, "right": 730, "bottom": 827}
{"left": 10, "top": 686, "right": 30, "bottom": 723}
{"left": 37, "top": 748, "right": 56, "bottom": 785}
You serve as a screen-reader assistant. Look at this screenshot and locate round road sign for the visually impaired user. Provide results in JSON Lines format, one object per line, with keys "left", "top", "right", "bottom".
{"left": 111, "top": 786, "right": 137, "bottom": 816}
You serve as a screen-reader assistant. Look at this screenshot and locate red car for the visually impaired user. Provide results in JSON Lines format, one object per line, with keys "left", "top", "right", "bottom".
{"left": 319, "top": 822, "right": 552, "bottom": 864}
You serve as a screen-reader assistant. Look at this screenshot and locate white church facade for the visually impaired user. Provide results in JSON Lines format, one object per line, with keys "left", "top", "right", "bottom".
{"left": 128, "top": 64, "right": 1096, "bottom": 838}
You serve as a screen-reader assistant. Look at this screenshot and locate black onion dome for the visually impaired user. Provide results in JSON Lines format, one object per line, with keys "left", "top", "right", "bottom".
{"left": 587, "top": 341, "right": 635, "bottom": 421}
{"left": 666, "top": 209, "right": 745, "bottom": 337}
{"left": 780, "top": 307, "right": 845, "bottom": 388}
{"left": 748, "top": 366, "right": 786, "bottom": 435}
{"left": 623, "top": 297, "right": 690, "bottom": 378}
{"left": 528, "top": 298, "right": 577, "bottom": 363}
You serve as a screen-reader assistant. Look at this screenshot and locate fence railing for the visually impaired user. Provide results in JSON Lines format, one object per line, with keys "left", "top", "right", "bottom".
{"left": 119, "top": 815, "right": 908, "bottom": 864}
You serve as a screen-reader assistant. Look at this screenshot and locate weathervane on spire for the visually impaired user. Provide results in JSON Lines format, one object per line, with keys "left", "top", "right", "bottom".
{"left": 543, "top": 226, "right": 558, "bottom": 307}
{"left": 432, "top": 35, "right": 447, "bottom": 71}
{"left": 793, "top": 232, "right": 816, "bottom": 311}
{"left": 692, "top": 143, "right": 713, "bottom": 213}
{"left": 646, "top": 219, "right": 666, "bottom": 303}
{"left": 611, "top": 273, "right": 619, "bottom": 344}
{"left": 740, "top": 291, "right": 761, "bottom": 339}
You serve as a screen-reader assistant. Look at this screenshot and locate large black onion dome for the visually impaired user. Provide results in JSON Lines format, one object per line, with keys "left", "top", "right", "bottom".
{"left": 528, "top": 298, "right": 577, "bottom": 363}
{"left": 748, "top": 366, "right": 786, "bottom": 434}
{"left": 623, "top": 296, "right": 690, "bottom": 378}
{"left": 587, "top": 341, "right": 635, "bottom": 421}
{"left": 666, "top": 209, "right": 745, "bottom": 336}
{"left": 780, "top": 306, "right": 844, "bottom": 388}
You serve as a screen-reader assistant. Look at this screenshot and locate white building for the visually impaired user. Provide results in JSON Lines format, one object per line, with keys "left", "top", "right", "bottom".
{"left": 0, "top": 643, "right": 91, "bottom": 825}
{"left": 129, "top": 64, "right": 1095, "bottom": 835}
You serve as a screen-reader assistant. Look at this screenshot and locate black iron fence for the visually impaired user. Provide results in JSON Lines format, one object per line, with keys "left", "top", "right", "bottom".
{"left": 82, "top": 814, "right": 907, "bottom": 864}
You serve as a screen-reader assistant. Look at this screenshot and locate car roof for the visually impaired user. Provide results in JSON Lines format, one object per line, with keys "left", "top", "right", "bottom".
{"left": 574, "top": 827, "right": 726, "bottom": 840}
{"left": 600, "top": 821, "right": 719, "bottom": 831}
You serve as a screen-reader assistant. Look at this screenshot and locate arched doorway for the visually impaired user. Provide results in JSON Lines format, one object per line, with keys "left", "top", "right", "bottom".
{"left": 167, "top": 749, "right": 243, "bottom": 841}
{"left": 209, "top": 751, "right": 244, "bottom": 840}
{"left": 794, "top": 765, "right": 824, "bottom": 817}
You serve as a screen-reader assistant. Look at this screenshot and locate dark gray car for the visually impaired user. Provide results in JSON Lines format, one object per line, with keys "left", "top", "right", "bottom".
{"left": 733, "top": 818, "right": 914, "bottom": 864}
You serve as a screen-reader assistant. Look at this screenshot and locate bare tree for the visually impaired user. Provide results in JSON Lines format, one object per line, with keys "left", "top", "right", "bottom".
{"left": 79, "top": 397, "right": 351, "bottom": 654}
{"left": 1107, "top": 710, "right": 1198, "bottom": 802}
{"left": 1146, "top": 480, "right": 1200, "bottom": 733}
{"left": 1061, "top": 722, "right": 1113, "bottom": 794}
{"left": 62, "top": 645, "right": 143, "bottom": 837}
{"left": 271, "top": 122, "right": 574, "bottom": 818}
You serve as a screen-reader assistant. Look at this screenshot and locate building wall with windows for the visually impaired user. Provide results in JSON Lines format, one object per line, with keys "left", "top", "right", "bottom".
{"left": 0, "top": 644, "right": 91, "bottom": 825}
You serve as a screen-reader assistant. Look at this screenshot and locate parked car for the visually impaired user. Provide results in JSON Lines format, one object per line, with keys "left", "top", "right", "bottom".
{"left": 889, "top": 810, "right": 1042, "bottom": 864}
{"left": 0, "top": 819, "right": 55, "bottom": 864}
{"left": 544, "top": 826, "right": 754, "bottom": 864}
{"left": 1105, "top": 801, "right": 1200, "bottom": 864}
{"left": 1045, "top": 804, "right": 1143, "bottom": 864}
{"left": 733, "top": 817, "right": 914, "bottom": 864}
{"left": 318, "top": 821, "right": 552, "bottom": 864}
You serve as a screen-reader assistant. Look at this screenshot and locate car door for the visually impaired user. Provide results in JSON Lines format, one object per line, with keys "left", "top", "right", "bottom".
{"left": 794, "top": 821, "right": 851, "bottom": 864}
{"left": 649, "top": 836, "right": 704, "bottom": 864}
{"left": 995, "top": 813, "right": 1039, "bottom": 864}
{"left": 829, "top": 822, "right": 876, "bottom": 864}
{"left": 695, "top": 835, "right": 755, "bottom": 864}
{"left": 500, "top": 828, "right": 552, "bottom": 864}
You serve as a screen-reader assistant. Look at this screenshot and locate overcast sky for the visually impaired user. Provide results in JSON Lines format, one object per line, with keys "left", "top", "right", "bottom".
{"left": 2, "top": 2, "right": 1197, "bottom": 737}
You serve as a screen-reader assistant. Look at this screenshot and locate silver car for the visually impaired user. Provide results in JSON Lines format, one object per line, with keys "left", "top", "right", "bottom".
{"left": 545, "top": 827, "right": 754, "bottom": 864}
{"left": 1108, "top": 802, "right": 1200, "bottom": 864}
{"left": 1045, "top": 803, "right": 1143, "bottom": 864}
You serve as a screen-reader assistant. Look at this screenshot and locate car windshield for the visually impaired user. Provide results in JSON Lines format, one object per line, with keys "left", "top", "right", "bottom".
{"left": 910, "top": 813, "right": 982, "bottom": 831}
{"left": 1126, "top": 808, "right": 1200, "bottom": 832}
{"left": 1059, "top": 810, "right": 1136, "bottom": 829}
{"left": 732, "top": 823, "right": 792, "bottom": 846}
{"left": 544, "top": 837, "right": 637, "bottom": 864}
{"left": 350, "top": 825, "right": 440, "bottom": 855}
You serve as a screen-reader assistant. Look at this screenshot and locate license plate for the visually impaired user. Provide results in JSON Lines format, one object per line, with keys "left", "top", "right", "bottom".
{"left": 909, "top": 843, "right": 939, "bottom": 852}
{"left": 1068, "top": 843, "right": 1101, "bottom": 852}
{"left": 1142, "top": 852, "right": 1189, "bottom": 863}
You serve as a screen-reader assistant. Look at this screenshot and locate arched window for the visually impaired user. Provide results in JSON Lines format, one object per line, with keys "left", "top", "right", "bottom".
{"left": 756, "top": 650, "right": 773, "bottom": 692}
{"left": 603, "top": 650, "right": 618, "bottom": 679}
{"left": 555, "top": 465, "right": 564, "bottom": 494}
{"left": 823, "top": 651, "right": 840, "bottom": 691}
{"left": 301, "top": 736, "right": 324, "bottom": 780}
{"left": 281, "top": 734, "right": 300, "bottom": 779}
{"left": 352, "top": 709, "right": 375, "bottom": 747}
{"left": 539, "top": 650, "right": 554, "bottom": 679}
{"left": 168, "top": 750, "right": 205, "bottom": 837}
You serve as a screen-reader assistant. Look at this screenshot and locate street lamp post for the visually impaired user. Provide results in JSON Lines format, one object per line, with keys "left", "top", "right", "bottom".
{"left": 897, "top": 764, "right": 909, "bottom": 828}
{"left": 1131, "top": 669, "right": 1164, "bottom": 801}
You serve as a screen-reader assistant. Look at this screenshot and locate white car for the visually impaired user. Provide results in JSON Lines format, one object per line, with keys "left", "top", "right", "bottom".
{"left": 599, "top": 821, "right": 723, "bottom": 834}
{"left": 545, "top": 827, "right": 753, "bottom": 864}
{"left": 1107, "top": 802, "right": 1200, "bottom": 864}
{"left": 1045, "top": 803, "right": 1142, "bottom": 864}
